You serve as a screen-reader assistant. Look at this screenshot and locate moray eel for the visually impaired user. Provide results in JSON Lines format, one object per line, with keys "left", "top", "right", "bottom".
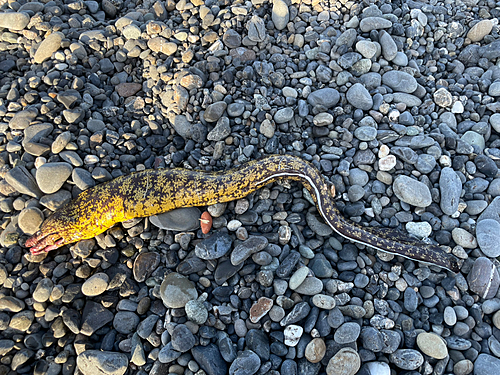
{"left": 26, "top": 155, "right": 461, "bottom": 272}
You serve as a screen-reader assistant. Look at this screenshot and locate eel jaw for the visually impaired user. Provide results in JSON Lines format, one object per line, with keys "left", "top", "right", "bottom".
{"left": 26, "top": 231, "right": 66, "bottom": 255}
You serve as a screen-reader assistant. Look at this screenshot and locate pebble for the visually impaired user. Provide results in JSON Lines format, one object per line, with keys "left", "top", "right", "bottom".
{"left": 468, "top": 257, "right": 500, "bottom": 299}
{"left": 467, "top": 20, "right": 493, "bottom": 42}
{"left": 382, "top": 71, "right": 417, "bottom": 93}
{"left": 0, "top": 12, "right": 30, "bottom": 30}
{"left": 452, "top": 228, "right": 477, "bottom": 249}
{"left": 18, "top": 207, "right": 44, "bottom": 235}
{"left": 195, "top": 232, "right": 232, "bottom": 260}
{"left": 307, "top": 88, "right": 340, "bottom": 108}
{"left": 305, "top": 338, "right": 326, "bottom": 363}
{"left": 474, "top": 353, "right": 500, "bottom": 374}
{"left": 160, "top": 273, "right": 198, "bottom": 308}
{"left": 76, "top": 350, "right": 128, "bottom": 375}
{"left": 113, "top": 311, "right": 139, "bottom": 334}
{"left": 231, "top": 236, "right": 268, "bottom": 265}
{"left": 346, "top": 83, "right": 373, "bottom": 110}
{"left": 82, "top": 273, "right": 109, "bottom": 297}
{"left": 393, "top": 175, "right": 432, "bottom": 207}
{"left": 34, "top": 32, "right": 63, "bottom": 64}
{"left": 229, "top": 350, "right": 261, "bottom": 375}
{"left": 334, "top": 322, "right": 361, "bottom": 344}
{"left": 416, "top": 332, "right": 448, "bottom": 359}
{"left": 389, "top": 349, "right": 424, "bottom": 370}
{"left": 284, "top": 325, "right": 303, "bottom": 346}
{"left": 360, "top": 17, "right": 392, "bottom": 32}
{"left": 35, "top": 162, "right": 73, "bottom": 194}
{"left": 476, "top": 219, "right": 500, "bottom": 257}
{"left": 326, "top": 347, "right": 361, "bottom": 375}
{"left": 150, "top": 207, "right": 201, "bottom": 231}
{"left": 133, "top": 252, "right": 160, "bottom": 282}
{"left": 272, "top": 0, "right": 289, "bottom": 31}
{"left": 191, "top": 344, "right": 227, "bottom": 375}
{"left": 171, "top": 324, "right": 196, "bottom": 352}
{"left": 440, "top": 167, "right": 462, "bottom": 215}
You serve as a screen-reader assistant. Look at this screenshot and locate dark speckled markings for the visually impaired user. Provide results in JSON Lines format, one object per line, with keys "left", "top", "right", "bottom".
{"left": 26, "top": 155, "right": 461, "bottom": 272}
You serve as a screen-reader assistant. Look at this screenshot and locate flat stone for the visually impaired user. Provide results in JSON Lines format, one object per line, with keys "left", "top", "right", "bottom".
{"left": 305, "top": 338, "right": 326, "bottom": 363}
{"left": 148, "top": 37, "right": 177, "bottom": 55}
{"left": 379, "top": 30, "right": 397, "bottom": 61}
{"left": 467, "top": 20, "right": 493, "bottom": 42}
{"left": 476, "top": 219, "right": 500, "bottom": 257}
{"left": 195, "top": 232, "right": 233, "bottom": 260}
{"left": 307, "top": 88, "right": 340, "bottom": 108}
{"left": 229, "top": 350, "right": 261, "bottom": 375}
{"left": 150, "top": 207, "right": 201, "bottom": 231}
{"left": 77, "top": 350, "right": 128, "bottom": 375}
{"left": 204, "top": 101, "right": 227, "bottom": 122}
{"left": 272, "top": 0, "right": 289, "bottom": 31}
{"left": 250, "top": 297, "right": 273, "bottom": 323}
{"left": 452, "top": 228, "right": 477, "bottom": 249}
{"left": 468, "top": 257, "right": 500, "bottom": 299}
{"left": 35, "top": 162, "right": 73, "bottom": 194}
{"left": 440, "top": 167, "right": 462, "bottom": 215}
{"left": 9, "top": 108, "right": 37, "bottom": 130}
{"left": 115, "top": 82, "right": 142, "bottom": 97}
{"left": 434, "top": 87, "right": 453, "bottom": 107}
{"left": 393, "top": 175, "right": 432, "bottom": 207}
{"left": 326, "top": 347, "right": 361, "bottom": 375}
{"left": 346, "top": 83, "right": 373, "bottom": 110}
{"left": 160, "top": 272, "right": 198, "bottom": 308}
{"left": 18, "top": 207, "right": 44, "bottom": 235}
{"left": 191, "top": 344, "right": 227, "bottom": 375}
{"left": 416, "top": 332, "right": 448, "bottom": 359}
{"left": 5, "top": 166, "right": 43, "bottom": 198}
{"left": 80, "top": 301, "right": 114, "bottom": 336}
{"left": 359, "top": 17, "right": 392, "bottom": 32}
{"left": 133, "top": 252, "right": 160, "bottom": 282}
{"left": 382, "top": 71, "right": 417, "bottom": 93}
{"left": 389, "top": 349, "right": 424, "bottom": 370}
{"left": 0, "top": 12, "right": 30, "bottom": 30}
{"left": 35, "top": 32, "right": 64, "bottom": 64}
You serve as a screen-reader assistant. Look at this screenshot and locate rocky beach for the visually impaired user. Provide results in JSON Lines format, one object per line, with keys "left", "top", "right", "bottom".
{"left": 1, "top": 0, "right": 500, "bottom": 374}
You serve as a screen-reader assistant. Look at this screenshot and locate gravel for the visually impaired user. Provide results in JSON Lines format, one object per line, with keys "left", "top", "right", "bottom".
{"left": 1, "top": 1, "right": 500, "bottom": 374}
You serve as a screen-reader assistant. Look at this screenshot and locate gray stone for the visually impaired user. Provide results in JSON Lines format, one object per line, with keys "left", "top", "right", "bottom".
{"left": 9, "top": 108, "right": 37, "bottom": 130}
{"left": 195, "top": 232, "right": 233, "bottom": 260}
{"left": 247, "top": 15, "right": 266, "bottom": 42}
{"left": 359, "top": 17, "right": 392, "bottom": 32}
{"left": 160, "top": 272, "right": 198, "bottom": 308}
{"left": 272, "top": 0, "right": 289, "bottom": 31}
{"left": 231, "top": 236, "right": 268, "bottom": 265}
{"left": 34, "top": 32, "right": 63, "bottom": 63}
{"left": 346, "top": 83, "right": 373, "bottom": 110}
{"left": 5, "top": 166, "right": 43, "bottom": 198}
{"left": 191, "top": 344, "right": 227, "bottom": 375}
{"left": 307, "top": 88, "right": 340, "bottom": 108}
{"left": 379, "top": 30, "right": 397, "bottom": 61}
{"left": 389, "top": 349, "right": 424, "bottom": 370}
{"left": 204, "top": 102, "right": 227, "bottom": 122}
{"left": 476, "top": 219, "right": 500, "bottom": 257}
{"left": 474, "top": 353, "right": 500, "bottom": 375}
{"left": 77, "top": 350, "right": 128, "bottom": 375}
{"left": 334, "top": 322, "right": 361, "bottom": 344}
{"left": 274, "top": 107, "right": 294, "bottom": 123}
{"left": 489, "top": 82, "right": 500, "bottom": 96}
{"left": 35, "top": 162, "right": 73, "bottom": 194}
{"left": 229, "top": 350, "right": 261, "bottom": 375}
{"left": 382, "top": 71, "right": 417, "bottom": 93}
{"left": 171, "top": 324, "right": 196, "bottom": 352}
{"left": 439, "top": 167, "right": 462, "bottom": 215}
{"left": 0, "top": 12, "right": 30, "bottom": 30}
{"left": 467, "top": 257, "right": 500, "bottom": 299}
{"left": 150, "top": 207, "right": 201, "bottom": 231}
{"left": 393, "top": 175, "right": 432, "bottom": 207}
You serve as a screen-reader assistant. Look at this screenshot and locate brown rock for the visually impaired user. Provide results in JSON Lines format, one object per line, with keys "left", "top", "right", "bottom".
{"left": 250, "top": 297, "right": 273, "bottom": 323}
{"left": 115, "top": 83, "right": 142, "bottom": 98}
{"left": 305, "top": 338, "right": 326, "bottom": 363}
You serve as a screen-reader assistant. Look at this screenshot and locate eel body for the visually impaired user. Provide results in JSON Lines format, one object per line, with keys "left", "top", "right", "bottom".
{"left": 26, "top": 155, "right": 461, "bottom": 272}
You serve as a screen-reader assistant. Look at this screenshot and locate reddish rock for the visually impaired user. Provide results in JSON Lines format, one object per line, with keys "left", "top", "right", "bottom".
{"left": 200, "top": 211, "right": 212, "bottom": 234}
{"left": 250, "top": 297, "right": 273, "bottom": 323}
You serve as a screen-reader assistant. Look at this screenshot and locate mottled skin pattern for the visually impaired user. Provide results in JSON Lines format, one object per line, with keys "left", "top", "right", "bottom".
{"left": 26, "top": 155, "right": 461, "bottom": 272}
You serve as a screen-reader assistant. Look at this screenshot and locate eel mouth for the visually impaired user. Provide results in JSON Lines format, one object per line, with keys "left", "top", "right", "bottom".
{"left": 26, "top": 231, "right": 66, "bottom": 255}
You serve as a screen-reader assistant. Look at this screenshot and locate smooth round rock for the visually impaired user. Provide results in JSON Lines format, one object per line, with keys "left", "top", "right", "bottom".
{"left": 305, "top": 338, "right": 326, "bottom": 363}
{"left": 82, "top": 273, "right": 109, "bottom": 297}
{"left": 150, "top": 207, "right": 201, "bottom": 231}
{"left": 34, "top": 32, "right": 63, "bottom": 63}
{"left": 35, "top": 162, "right": 73, "bottom": 194}
{"left": 18, "top": 207, "right": 44, "bottom": 235}
{"left": 77, "top": 350, "right": 128, "bottom": 375}
{"left": 195, "top": 232, "right": 232, "bottom": 260}
{"left": 326, "top": 347, "right": 361, "bottom": 375}
{"left": 393, "top": 175, "right": 432, "bottom": 207}
{"left": 346, "top": 83, "right": 373, "bottom": 110}
{"left": 160, "top": 272, "right": 198, "bottom": 308}
{"left": 467, "top": 257, "right": 500, "bottom": 299}
{"left": 477, "top": 219, "right": 500, "bottom": 257}
{"left": 416, "top": 332, "right": 448, "bottom": 359}
{"left": 389, "top": 349, "right": 424, "bottom": 370}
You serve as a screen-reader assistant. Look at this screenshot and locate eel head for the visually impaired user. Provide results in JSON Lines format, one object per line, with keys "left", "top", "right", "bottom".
{"left": 25, "top": 210, "right": 86, "bottom": 255}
